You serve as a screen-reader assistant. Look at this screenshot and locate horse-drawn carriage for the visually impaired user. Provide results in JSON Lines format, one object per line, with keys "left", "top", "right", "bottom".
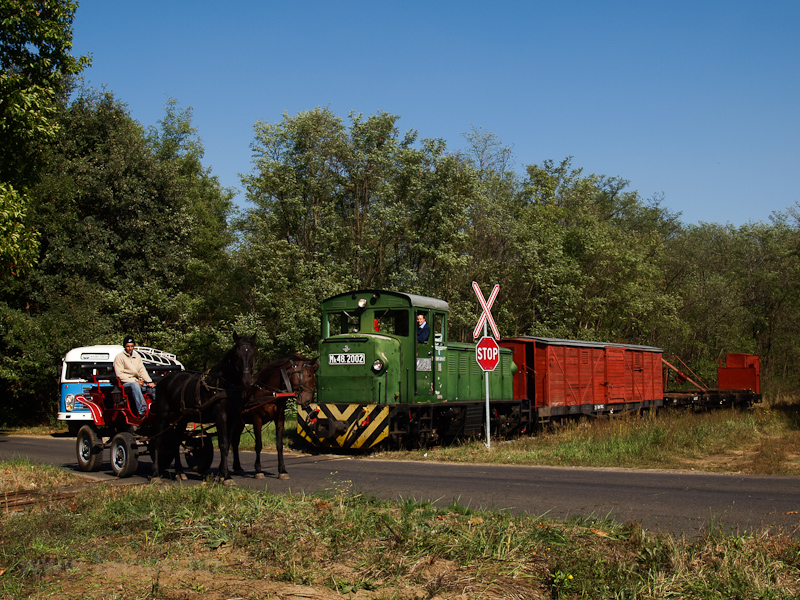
{"left": 73, "top": 377, "right": 217, "bottom": 478}
{"left": 70, "top": 336, "right": 317, "bottom": 482}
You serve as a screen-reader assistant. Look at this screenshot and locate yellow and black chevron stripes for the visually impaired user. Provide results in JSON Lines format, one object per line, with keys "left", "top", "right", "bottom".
{"left": 297, "top": 403, "right": 389, "bottom": 450}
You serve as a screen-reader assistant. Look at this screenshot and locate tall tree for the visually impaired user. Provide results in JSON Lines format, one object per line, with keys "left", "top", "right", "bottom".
{"left": 239, "top": 108, "right": 479, "bottom": 354}
{"left": 0, "top": 0, "right": 88, "bottom": 277}
{"left": 147, "top": 99, "right": 237, "bottom": 327}
{"left": 0, "top": 91, "right": 223, "bottom": 422}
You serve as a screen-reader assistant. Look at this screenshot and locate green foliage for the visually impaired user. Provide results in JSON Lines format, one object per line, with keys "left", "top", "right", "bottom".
{"left": 0, "top": 183, "right": 39, "bottom": 278}
{"left": 0, "top": 0, "right": 88, "bottom": 277}
{"left": 239, "top": 107, "right": 480, "bottom": 354}
{"left": 659, "top": 216, "right": 800, "bottom": 388}
{"left": 0, "top": 91, "right": 236, "bottom": 422}
{"left": 3, "top": 88, "right": 800, "bottom": 425}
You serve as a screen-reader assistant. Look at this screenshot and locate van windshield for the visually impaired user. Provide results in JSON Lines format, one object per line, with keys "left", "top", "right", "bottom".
{"left": 65, "top": 362, "right": 116, "bottom": 381}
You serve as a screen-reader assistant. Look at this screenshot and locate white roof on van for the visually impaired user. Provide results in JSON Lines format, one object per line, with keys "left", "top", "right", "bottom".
{"left": 63, "top": 345, "right": 182, "bottom": 367}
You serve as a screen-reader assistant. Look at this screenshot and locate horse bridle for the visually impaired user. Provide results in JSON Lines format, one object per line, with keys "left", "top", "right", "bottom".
{"left": 284, "top": 359, "right": 316, "bottom": 397}
{"left": 250, "top": 358, "right": 315, "bottom": 398}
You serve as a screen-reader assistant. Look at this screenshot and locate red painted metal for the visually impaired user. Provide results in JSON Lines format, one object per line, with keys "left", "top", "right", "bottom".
{"left": 476, "top": 336, "right": 500, "bottom": 371}
{"left": 500, "top": 337, "right": 663, "bottom": 412}
{"left": 718, "top": 353, "right": 760, "bottom": 393}
{"left": 661, "top": 358, "right": 708, "bottom": 392}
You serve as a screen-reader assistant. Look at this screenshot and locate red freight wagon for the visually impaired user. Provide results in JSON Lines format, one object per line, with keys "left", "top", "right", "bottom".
{"left": 500, "top": 337, "right": 663, "bottom": 420}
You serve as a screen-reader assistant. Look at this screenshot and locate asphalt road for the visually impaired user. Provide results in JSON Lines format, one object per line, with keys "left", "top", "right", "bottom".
{"left": 3, "top": 433, "right": 800, "bottom": 538}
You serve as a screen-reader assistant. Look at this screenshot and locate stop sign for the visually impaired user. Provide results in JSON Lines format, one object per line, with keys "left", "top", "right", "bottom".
{"left": 475, "top": 336, "right": 500, "bottom": 371}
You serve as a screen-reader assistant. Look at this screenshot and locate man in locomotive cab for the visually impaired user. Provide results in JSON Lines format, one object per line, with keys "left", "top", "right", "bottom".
{"left": 417, "top": 313, "right": 430, "bottom": 344}
{"left": 113, "top": 336, "right": 155, "bottom": 416}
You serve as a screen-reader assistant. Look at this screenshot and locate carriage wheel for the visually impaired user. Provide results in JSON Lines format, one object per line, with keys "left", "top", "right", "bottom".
{"left": 110, "top": 432, "right": 139, "bottom": 478}
{"left": 183, "top": 436, "right": 214, "bottom": 474}
{"left": 76, "top": 425, "right": 103, "bottom": 472}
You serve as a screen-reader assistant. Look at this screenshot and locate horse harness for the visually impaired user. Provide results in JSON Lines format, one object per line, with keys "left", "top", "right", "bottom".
{"left": 175, "top": 370, "right": 243, "bottom": 414}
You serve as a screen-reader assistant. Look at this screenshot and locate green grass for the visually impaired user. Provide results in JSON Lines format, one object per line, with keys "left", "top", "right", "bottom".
{"left": 1, "top": 460, "right": 799, "bottom": 599}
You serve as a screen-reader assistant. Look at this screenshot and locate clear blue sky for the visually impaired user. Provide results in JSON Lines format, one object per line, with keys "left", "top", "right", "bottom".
{"left": 71, "top": 1, "right": 799, "bottom": 226}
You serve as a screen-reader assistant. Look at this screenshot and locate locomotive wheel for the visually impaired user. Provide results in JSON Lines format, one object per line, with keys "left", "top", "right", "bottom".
{"left": 76, "top": 425, "right": 103, "bottom": 472}
{"left": 183, "top": 436, "right": 214, "bottom": 474}
{"left": 110, "top": 432, "right": 139, "bottom": 478}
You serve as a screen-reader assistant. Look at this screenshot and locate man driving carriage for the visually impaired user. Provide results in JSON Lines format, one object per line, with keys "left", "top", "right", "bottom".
{"left": 113, "top": 336, "right": 155, "bottom": 416}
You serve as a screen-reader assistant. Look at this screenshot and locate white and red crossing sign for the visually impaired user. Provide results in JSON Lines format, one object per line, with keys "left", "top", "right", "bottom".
{"left": 476, "top": 336, "right": 500, "bottom": 371}
{"left": 472, "top": 282, "right": 500, "bottom": 340}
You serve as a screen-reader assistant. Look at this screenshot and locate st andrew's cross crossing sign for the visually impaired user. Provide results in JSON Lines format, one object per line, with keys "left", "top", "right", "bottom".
{"left": 472, "top": 282, "right": 500, "bottom": 339}
{"left": 476, "top": 336, "right": 500, "bottom": 371}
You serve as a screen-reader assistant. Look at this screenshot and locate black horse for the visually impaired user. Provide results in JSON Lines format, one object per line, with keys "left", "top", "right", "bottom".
{"left": 151, "top": 333, "right": 256, "bottom": 483}
{"left": 231, "top": 354, "right": 317, "bottom": 479}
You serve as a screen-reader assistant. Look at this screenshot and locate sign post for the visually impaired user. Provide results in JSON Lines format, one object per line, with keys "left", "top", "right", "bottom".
{"left": 472, "top": 282, "right": 500, "bottom": 449}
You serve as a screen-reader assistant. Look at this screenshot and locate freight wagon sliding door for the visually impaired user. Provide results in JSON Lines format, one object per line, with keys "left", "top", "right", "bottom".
{"left": 625, "top": 351, "right": 646, "bottom": 401}
{"left": 605, "top": 348, "right": 626, "bottom": 401}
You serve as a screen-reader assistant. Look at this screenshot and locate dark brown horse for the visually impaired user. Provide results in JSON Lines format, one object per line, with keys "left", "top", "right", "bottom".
{"left": 231, "top": 354, "right": 317, "bottom": 479}
{"left": 151, "top": 333, "right": 256, "bottom": 483}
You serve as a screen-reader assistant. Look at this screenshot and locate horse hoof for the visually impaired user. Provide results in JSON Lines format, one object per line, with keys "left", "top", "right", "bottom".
{"left": 278, "top": 473, "right": 290, "bottom": 480}
{"left": 223, "top": 478, "right": 237, "bottom": 487}
{"left": 149, "top": 477, "right": 164, "bottom": 485}
{"left": 254, "top": 472, "right": 265, "bottom": 479}
{"left": 179, "top": 473, "right": 188, "bottom": 481}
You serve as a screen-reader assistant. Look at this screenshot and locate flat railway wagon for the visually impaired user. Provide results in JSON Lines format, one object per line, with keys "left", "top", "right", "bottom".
{"left": 662, "top": 352, "right": 761, "bottom": 409}
{"left": 298, "top": 289, "right": 763, "bottom": 451}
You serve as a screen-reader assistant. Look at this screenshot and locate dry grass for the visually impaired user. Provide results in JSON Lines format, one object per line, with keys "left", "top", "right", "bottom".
{"left": 0, "top": 458, "right": 81, "bottom": 494}
{"left": 370, "top": 398, "right": 800, "bottom": 477}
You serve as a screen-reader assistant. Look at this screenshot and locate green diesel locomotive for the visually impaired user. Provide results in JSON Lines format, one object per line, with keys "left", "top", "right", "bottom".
{"left": 297, "top": 290, "right": 527, "bottom": 449}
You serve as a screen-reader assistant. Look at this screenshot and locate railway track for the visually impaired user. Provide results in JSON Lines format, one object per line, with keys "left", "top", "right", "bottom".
{"left": 1, "top": 481, "right": 107, "bottom": 512}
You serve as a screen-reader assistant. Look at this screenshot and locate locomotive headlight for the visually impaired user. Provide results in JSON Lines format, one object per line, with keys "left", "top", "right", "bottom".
{"left": 371, "top": 359, "right": 384, "bottom": 373}
{"left": 358, "top": 298, "right": 367, "bottom": 308}
{"left": 65, "top": 394, "right": 75, "bottom": 411}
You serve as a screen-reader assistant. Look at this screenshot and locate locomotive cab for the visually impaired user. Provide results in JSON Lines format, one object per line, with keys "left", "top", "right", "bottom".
{"left": 316, "top": 290, "right": 449, "bottom": 407}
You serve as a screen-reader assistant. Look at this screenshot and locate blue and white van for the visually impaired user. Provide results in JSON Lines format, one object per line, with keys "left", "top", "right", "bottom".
{"left": 58, "top": 345, "right": 183, "bottom": 434}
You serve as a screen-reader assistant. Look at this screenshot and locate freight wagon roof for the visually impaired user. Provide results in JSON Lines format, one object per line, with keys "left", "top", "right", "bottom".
{"left": 323, "top": 290, "right": 449, "bottom": 312}
{"left": 501, "top": 336, "right": 663, "bottom": 353}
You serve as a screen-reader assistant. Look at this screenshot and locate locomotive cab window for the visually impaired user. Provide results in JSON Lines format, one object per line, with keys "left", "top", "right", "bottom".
{"left": 326, "top": 311, "right": 361, "bottom": 335}
{"left": 432, "top": 312, "right": 445, "bottom": 345}
{"left": 372, "top": 309, "right": 409, "bottom": 336}
{"left": 416, "top": 310, "right": 431, "bottom": 345}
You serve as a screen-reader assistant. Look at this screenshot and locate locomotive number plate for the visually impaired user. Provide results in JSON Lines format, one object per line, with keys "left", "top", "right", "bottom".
{"left": 328, "top": 353, "right": 366, "bottom": 365}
